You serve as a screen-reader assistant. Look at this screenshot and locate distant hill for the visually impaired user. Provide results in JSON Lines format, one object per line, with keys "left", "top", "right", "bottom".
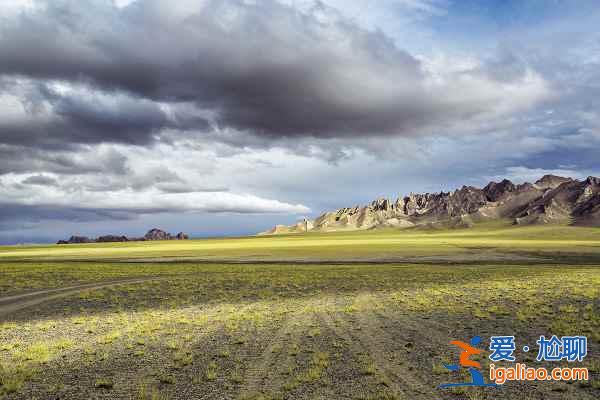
{"left": 260, "top": 175, "right": 600, "bottom": 235}
{"left": 57, "top": 228, "right": 189, "bottom": 244}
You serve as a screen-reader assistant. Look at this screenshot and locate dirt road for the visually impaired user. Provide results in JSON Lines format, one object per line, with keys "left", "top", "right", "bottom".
{"left": 0, "top": 277, "right": 163, "bottom": 319}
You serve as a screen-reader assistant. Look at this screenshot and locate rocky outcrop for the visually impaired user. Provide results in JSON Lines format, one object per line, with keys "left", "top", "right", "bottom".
{"left": 260, "top": 175, "right": 600, "bottom": 235}
{"left": 144, "top": 228, "right": 172, "bottom": 241}
{"left": 57, "top": 229, "right": 189, "bottom": 244}
{"left": 97, "top": 235, "right": 129, "bottom": 243}
{"left": 58, "top": 236, "right": 94, "bottom": 244}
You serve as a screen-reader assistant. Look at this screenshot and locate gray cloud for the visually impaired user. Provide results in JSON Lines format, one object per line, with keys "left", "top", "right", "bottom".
{"left": 0, "top": 0, "right": 546, "bottom": 143}
{"left": 0, "top": 144, "right": 128, "bottom": 175}
{"left": 0, "top": 79, "right": 210, "bottom": 150}
{"left": 0, "top": 204, "right": 138, "bottom": 230}
{"left": 21, "top": 174, "right": 57, "bottom": 186}
{"left": 155, "top": 182, "right": 229, "bottom": 194}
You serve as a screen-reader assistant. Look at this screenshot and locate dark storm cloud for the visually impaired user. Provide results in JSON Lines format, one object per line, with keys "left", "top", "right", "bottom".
{"left": 0, "top": 144, "right": 128, "bottom": 175}
{"left": 21, "top": 174, "right": 57, "bottom": 186}
{"left": 0, "top": 204, "right": 138, "bottom": 230}
{"left": 0, "top": 0, "right": 517, "bottom": 141}
{"left": 0, "top": 79, "right": 210, "bottom": 150}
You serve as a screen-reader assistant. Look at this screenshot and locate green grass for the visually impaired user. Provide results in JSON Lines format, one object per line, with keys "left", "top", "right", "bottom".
{"left": 0, "top": 261, "right": 597, "bottom": 398}
{"left": 0, "top": 224, "right": 598, "bottom": 399}
{"left": 1, "top": 224, "right": 599, "bottom": 263}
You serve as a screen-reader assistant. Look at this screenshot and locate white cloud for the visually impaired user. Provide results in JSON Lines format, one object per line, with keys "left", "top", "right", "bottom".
{"left": 1, "top": 172, "right": 309, "bottom": 215}
{"left": 112, "top": 0, "right": 136, "bottom": 8}
{"left": 420, "top": 54, "right": 553, "bottom": 124}
{"left": 1, "top": 0, "right": 35, "bottom": 12}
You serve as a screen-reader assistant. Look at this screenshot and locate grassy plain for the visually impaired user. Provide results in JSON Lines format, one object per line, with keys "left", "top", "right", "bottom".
{"left": 0, "top": 225, "right": 599, "bottom": 399}
{"left": 1, "top": 224, "right": 600, "bottom": 263}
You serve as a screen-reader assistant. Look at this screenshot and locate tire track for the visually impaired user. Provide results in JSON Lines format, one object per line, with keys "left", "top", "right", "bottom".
{"left": 0, "top": 277, "right": 168, "bottom": 319}
{"left": 237, "top": 311, "right": 306, "bottom": 399}
{"left": 320, "top": 295, "right": 440, "bottom": 399}
{"left": 318, "top": 304, "right": 412, "bottom": 399}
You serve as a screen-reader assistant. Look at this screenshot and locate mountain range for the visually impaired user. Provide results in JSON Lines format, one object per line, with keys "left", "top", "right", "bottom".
{"left": 260, "top": 175, "right": 600, "bottom": 235}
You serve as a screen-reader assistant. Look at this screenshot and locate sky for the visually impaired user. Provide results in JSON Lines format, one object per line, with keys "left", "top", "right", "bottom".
{"left": 1, "top": 0, "right": 599, "bottom": 243}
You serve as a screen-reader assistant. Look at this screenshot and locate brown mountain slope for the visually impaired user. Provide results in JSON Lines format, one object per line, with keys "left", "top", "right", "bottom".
{"left": 260, "top": 175, "right": 600, "bottom": 235}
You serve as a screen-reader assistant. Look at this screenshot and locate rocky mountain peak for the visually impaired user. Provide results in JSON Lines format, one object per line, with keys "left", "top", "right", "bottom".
{"left": 586, "top": 176, "right": 600, "bottom": 186}
{"left": 534, "top": 174, "right": 573, "bottom": 190}
{"left": 483, "top": 179, "right": 516, "bottom": 202}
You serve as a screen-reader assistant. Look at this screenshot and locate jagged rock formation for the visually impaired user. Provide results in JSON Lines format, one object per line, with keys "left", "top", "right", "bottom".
{"left": 57, "top": 236, "right": 94, "bottom": 244}
{"left": 144, "top": 228, "right": 172, "bottom": 241}
{"left": 142, "top": 229, "right": 190, "bottom": 241}
{"left": 260, "top": 175, "right": 600, "bottom": 235}
{"left": 57, "top": 229, "right": 189, "bottom": 244}
{"left": 97, "top": 235, "right": 129, "bottom": 243}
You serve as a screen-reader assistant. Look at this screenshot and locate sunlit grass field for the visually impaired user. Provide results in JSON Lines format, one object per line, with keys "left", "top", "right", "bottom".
{"left": 2, "top": 224, "right": 600, "bottom": 262}
{"left": 0, "top": 225, "right": 599, "bottom": 399}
